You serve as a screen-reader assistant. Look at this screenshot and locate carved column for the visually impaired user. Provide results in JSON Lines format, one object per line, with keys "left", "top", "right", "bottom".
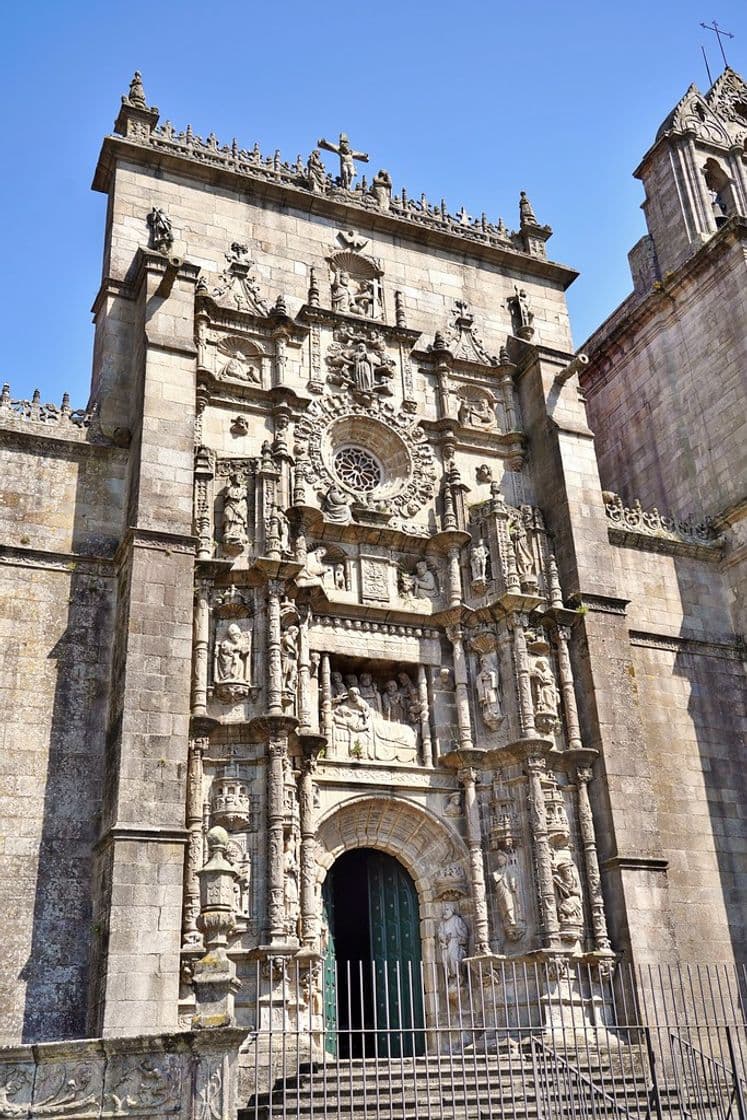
{"left": 446, "top": 545, "right": 463, "bottom": 607}
{"left": 499, "top": 369, "right": 520, "bottom": 432}
{"left": 297, "top": 609, "right": 312, "bottom": 731}
{"left": 267, "top": 735, "right": 288, "bottom": 943}
{"left": 494, "top": 500, "right": 520, "bottom": 594}
{"left": 267, "top": 580, "right": 284, "bottom": 715}
{"left": 459, "top": 766, "right": 490, "bottom": 955}
{"left": 417, "top": 664, "right": 433, "bottom": 767}
{"left": 555, "top": 626, "right": 582, "bottom": 750}
{"left": 447, "top": 626, "right": 474, "bottom": 750}
{"left": 526, "top": 754, "right": 561, "bottom": 949}
{"left": 511, "top": 614, "right": 536, "bottom": 737}
{"left": 575, "top": 766, "right": 611, "bottom": 952}
{"left": 320, "top": 654, "right": 333, "bottom": 748}
{"left": 191, "top": 581, "right": 211, "bottom": 717}
{"left": 298, "top": 756, "right": 319, "bottom": 948}
{"left": 182, "top": 736, "right": 206, "bottom": 947}
{"left": 193, "top": 448, "right": 215, "bottom": 561}
{"left": 272, "top": 326, "right": 288, "bottom": 389}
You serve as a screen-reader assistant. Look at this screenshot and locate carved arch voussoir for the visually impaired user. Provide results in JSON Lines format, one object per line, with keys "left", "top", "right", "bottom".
{"left": 315, "top": 793, "right": 470, "bottom": 909}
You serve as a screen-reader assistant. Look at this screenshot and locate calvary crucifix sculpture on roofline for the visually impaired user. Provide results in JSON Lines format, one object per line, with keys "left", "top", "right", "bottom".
{"left": 317, "top": 132, "right": 369, "bottom": 189}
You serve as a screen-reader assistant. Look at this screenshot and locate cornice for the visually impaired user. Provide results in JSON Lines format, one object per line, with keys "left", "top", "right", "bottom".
{"left": 93, "top": 134, "right": 579, "bottom": 288}
{"left": 580, "top": 216, "right": 747, "bottom": 370}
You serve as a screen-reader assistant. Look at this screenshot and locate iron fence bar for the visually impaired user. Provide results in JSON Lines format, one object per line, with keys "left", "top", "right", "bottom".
{"left": 358, "top": 960, "right": 369, "bottom": 1120}
{"left": 643, "top": 1025, "right": 665, "bottom": 1120}
{"left": 345, "top": 959, "right": 353, "bottom": 1120}
{"left": 726, "top": 1026, "right": 747, "bottom": 1120}
{"left": 371, "top": 959, "right": 382, "bottom": 1120}
{"left": 506, "top": 960, "right": 522, "bottom": 1120}
{"left": 476, "top": 959, "right": 494, "bottom": 1120}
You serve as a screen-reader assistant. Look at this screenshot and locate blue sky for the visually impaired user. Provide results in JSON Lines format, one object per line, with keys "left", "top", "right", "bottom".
{"left": 2, "top": 0, "right": 745, "bottom": 406}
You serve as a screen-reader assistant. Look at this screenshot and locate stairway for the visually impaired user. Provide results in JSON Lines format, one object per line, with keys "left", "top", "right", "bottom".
{"left": 239, "top": 1041, "right": 695, "bottom": 1120}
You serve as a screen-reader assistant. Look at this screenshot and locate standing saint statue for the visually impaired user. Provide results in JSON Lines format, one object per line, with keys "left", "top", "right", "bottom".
{"left": 437, "top": 904, "right": 469, "bottom": 979}
{"left": 470, "top": 539, "right": 489, "bottom": 584}
{"left": 317, "top": 132, "right": 369, "bottom": 190}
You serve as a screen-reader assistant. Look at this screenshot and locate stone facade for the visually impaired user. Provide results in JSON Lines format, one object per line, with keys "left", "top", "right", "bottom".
{"left": 0, "top": 68, "right": 744, "bottom": 1068}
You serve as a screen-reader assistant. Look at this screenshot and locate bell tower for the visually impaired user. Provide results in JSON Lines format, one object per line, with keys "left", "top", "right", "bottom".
{"left": 630, "top": 68, "right": 747, "bottom": 285}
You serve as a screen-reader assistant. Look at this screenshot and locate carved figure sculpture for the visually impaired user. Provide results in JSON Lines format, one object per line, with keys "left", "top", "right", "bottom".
{"left": 382, "top": 680, "right": 406, "bottom": 723}
{"left": 334, "top": 563, "right": 346, "bottom": 590}
{"left": 371, "top": 169, "right": 393, "bottom": 209}
{"left": 458, "top": 394, "right": 496, "bottom": 430}
{"left": 221, "top": 349, "right": 261, "bottom": 384}
{"left": 470, "top": 539, "right": 489, "bottom": 585}
{"left": 146, "top": 206, "right": 174, "bottom": 252}
{"left": 492, "top": 852, "right": 524, "bottom": 941}
{"left": 398, "top": 672, "right": 420, "bottom": 727}
{"left": 221, "top": 473, "right": 248, "bottom": 550}
{"left": 510, "top": 515, "right": 536, "bottom": 585}
{"left": 330, "top": 671, "right": 346, "bottom": 698}
{"left": 285, "top": 841, "right": 300, "bottom": 938}
{"left": 297, "top": 546, "right": 329, "bottom": 588}
{"left": 272, "top": 506, "right": 291, "bottom": 554}
{"left": 553, "top": 853, "right": 584, "bottom": 927}
{"left": 413, "top": 560, "right": 438, "bottom": 599}
{"left": 531, "top": 658, "right": 559, "bottom": 720}
{"left": 351, "top": 279, "right": 375, "bottom": 317}
{"left": 358, "top": 673, "right": 382, "bottom": 713}
{"left": 332, "top": 687, "right": 373, "bottom": 757}
{"left": 281, "top": 625, "right": 299, "bottom": 696}
{"left": 323, "top": 486, "right": 352, "bottom": 525}
{"left": 437, "top": 904, "right": 469, "bottom": 979}
{"left": 331, "top": 268, "right": 352, "bottom": 313}
{"left": 514, "top": 286, "right": 533, "bottom": 329}
{"left": 351, "top": 343, "right": 375, "bottom": 392}
{"left": 215, "top": 623, "right": 252, "bottom": 686}
{"left": 306, "top": 149, "right": 327, "bottom": 192}
{"left": 398, "top": 570, "right": 416, "bottom": 602}
{"left": 318, "top": 132, "right": 369, "bottom": 190}
{"left": 476, "top": 654, "right": 502, "bottom": 730}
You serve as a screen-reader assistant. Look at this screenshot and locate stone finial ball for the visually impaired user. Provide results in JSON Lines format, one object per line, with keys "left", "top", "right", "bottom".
{"left": 207, "top": 825, "right": 230, "bottom": 851}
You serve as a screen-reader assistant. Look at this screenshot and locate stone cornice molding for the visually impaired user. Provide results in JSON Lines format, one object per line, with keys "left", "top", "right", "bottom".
{"left": 93, "top": 135, "right": 579, "bottom": 287}
{"left": 0, "top": 544, "right": 117, "bottom": 576}
{"left": 629, "top": 629, "right": 744, "bottom": 661}
{"left": 580, "top": 216, "right": 747, "bottom": 371}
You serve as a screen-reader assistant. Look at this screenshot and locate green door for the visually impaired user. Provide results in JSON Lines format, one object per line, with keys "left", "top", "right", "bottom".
{"left": 367, "top": 850, "right": 424, "bottom": 1058}
{"left": 321, "top": 878, "right": 338, "bottom": 1055}
{"left": 321, "top": 849, "right": 424, "bottom": 1059}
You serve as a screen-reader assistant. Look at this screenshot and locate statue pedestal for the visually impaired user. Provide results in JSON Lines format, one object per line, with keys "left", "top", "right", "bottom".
{"left": 192, "top": 950, "right": 241, "bottom": 1029}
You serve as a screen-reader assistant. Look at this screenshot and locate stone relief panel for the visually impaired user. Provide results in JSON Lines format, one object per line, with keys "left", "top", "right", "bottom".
{"left": 326, "top": 325, "right": 396, "bottom": 398}
{"left": 328, "top": 242, "right": 385, "bottom": 322}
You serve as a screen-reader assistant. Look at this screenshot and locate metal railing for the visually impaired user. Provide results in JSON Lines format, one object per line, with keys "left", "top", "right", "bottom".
{"left": 236, "top": 960, "right": 747, "bottom": 1120}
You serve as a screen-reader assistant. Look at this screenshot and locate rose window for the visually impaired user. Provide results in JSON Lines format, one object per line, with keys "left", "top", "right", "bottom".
{"left": 333, "top": 446, "right": 382, "bottom": 492}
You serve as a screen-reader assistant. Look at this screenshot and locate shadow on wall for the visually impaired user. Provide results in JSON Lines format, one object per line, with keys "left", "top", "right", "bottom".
{"left": 20, "top": 449, "right": 121, "bottom": 1043}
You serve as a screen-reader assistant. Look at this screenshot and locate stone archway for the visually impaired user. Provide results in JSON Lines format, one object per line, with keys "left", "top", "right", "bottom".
{"left": 315, "top": 793, "right": 472, "bottom": 966}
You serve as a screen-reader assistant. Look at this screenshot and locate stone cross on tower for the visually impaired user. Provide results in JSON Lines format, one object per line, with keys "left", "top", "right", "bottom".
{"left": 317, "top": 132, "right": 369, "bottom": 190}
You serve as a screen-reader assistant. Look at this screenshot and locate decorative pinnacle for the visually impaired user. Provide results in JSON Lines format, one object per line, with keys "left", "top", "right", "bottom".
{"left": 126, "top": 71, "right": 147, "bottom": 108}
{"left": 519, "top": 191, "right": 538, "bottom": 228}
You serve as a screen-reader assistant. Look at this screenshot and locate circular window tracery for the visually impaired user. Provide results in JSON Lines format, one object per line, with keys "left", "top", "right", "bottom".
{"left": 333, "top": 446, "right": 382, "bottom": 492}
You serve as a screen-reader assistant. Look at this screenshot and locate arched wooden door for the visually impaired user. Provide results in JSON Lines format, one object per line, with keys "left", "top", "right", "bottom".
{"left": 322, "top": 848, "right": 424, "bottom": 1058}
